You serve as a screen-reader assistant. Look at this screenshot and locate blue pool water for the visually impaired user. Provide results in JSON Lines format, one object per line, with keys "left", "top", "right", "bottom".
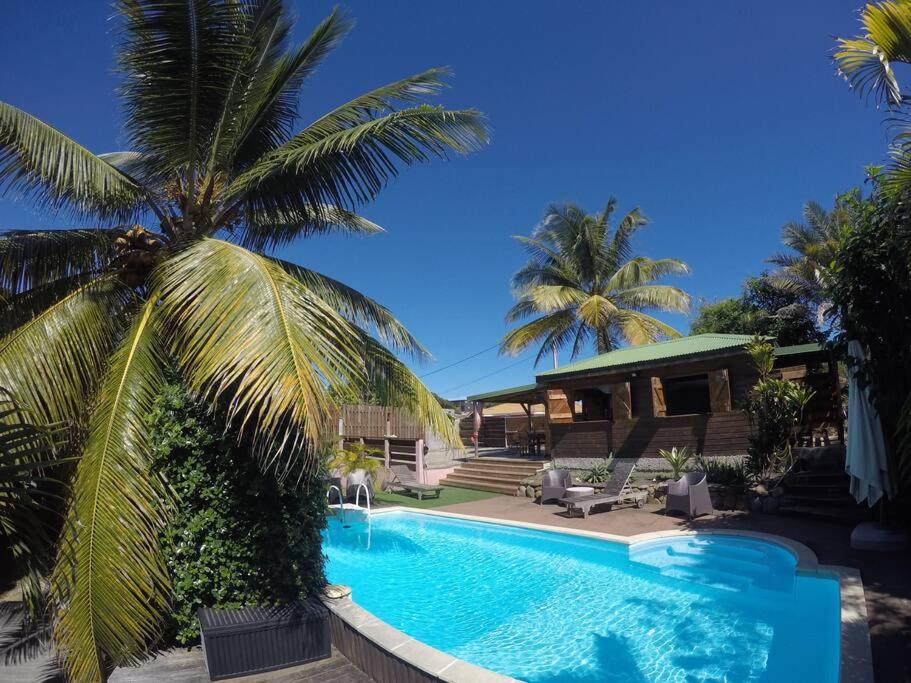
{"left": 323, "top": 511, "right": 840, "bottom": 682}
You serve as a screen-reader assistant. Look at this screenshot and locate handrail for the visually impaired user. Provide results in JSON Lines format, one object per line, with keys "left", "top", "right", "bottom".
{"left": 327, "top": 484, "right": 346, "bottom": 526}
{"left": 354, "top": 483, "right": 371, "bottom": 514}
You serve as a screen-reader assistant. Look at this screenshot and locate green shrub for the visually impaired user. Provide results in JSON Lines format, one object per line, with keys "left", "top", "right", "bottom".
{"left": 696, "top": 456, "right": 748, "bottom": 487}
{"left": 583, "top": 457, "right": 613, "bottom": 483}
{"left": 742, "top": 337, "right": 813, "bottom": 481}
{"left": 658, "top": 446, "right": 695, "bottom": 479}
{"left": 330, "top": 442, "right": 382, "bottom": 477}
{"left": 148, "top": 384, "right": 326, "bottom": 646}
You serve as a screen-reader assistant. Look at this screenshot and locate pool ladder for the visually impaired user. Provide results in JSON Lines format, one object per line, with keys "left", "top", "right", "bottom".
{"left": 327, "top": 485, "right": 347, "bottom": 526}
{"left": 354, "top": 483, "right": 371, "bottom": 515}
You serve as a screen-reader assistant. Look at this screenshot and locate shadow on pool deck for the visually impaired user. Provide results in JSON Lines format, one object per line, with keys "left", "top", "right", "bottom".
{"left": 434, "top": 495, "right": 911, "bottom": 683}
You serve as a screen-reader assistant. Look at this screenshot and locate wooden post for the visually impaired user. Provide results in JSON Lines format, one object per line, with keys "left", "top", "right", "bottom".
{"left": 522, "top": 403, "right": 533, "bottom": 456}
{"left": 383, "top": 415, "right": 391, "bottom": 469}
{"left": 650, "top": 377, "right": 667, "bottom": 417}
{"left": 415, "top": 438, "right": 425, "bottom": 483}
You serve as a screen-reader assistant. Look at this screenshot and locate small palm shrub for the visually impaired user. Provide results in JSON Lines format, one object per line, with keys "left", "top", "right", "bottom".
{"left": 330, "top": 442, "right": 382, "bottom": 477}
{"left": 584, "top": 457, "right": 614, "bottom": 483}
{"left": 658, "top": 446, "right": 695, "bottom": 479}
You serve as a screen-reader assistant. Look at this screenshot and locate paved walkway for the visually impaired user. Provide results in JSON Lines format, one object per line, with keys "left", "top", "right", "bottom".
{"left": 435, "top": 495, "right": 911, "bottom": 683}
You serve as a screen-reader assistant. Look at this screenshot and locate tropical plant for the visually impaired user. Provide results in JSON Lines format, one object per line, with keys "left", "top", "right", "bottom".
{"left": 695, "top": 455, "right": 748, "bottom": 487}
{"left": 583, "top": 457, "right": 614, "bottom": 483}
{"left": 741, "top": 337, "right": 814, "bottom": 481}
{"left": 827, "top": 182, "right": 911, "bottom": 497}
{"left": 766, "top": 194, "right": 858, "bottom": 323}
{"left": 657, "top": 446, "right": 695, "bottom": 480}
{"left": 148, "top": 383, "right": 325, "bottom": 646}
{"left": 330, "top": 442, "right": 382, "bottom": 478}
{"left": 0, "top": 2, "right": 486, "bottom": 680}
{"left": 690, "top": 274, "right": 821, "bottom": 346}
{"left": 501, "top": 201, "right": 691, "bottom": 364}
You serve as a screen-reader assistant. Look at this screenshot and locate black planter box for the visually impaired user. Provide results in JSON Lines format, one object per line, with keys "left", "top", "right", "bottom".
{"left": 198, "top": 599, "right": 330, "bottom": 680}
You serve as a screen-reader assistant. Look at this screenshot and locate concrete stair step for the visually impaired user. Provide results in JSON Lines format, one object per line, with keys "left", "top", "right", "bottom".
{"left": 780, "top": 493, "right": 858, "bottom": 505}
{"left": 440, "top": 477, "right": 518, "bottom": 495}
{"left": 440, "top": 471, "right": 527, "bottom": 486}
{"left": 459, "top": 460, "right": 544, "bottom": 473}
{"left": 777, "top": 503, "right": 869, "bottom": 524}
{"left": 452, "top": 465, "right": 542, "bottom": 478}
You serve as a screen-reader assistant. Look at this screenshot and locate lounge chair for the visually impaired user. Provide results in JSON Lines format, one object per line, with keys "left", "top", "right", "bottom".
{"left": 559, "top": 460, "right": 645, "bottom": 518}
{"left": 665, "top": 471, "right": 714, "bottom": 518}
{"left": 344, "top": 469, "right": 375, "bottom": 505}
{"left": 540, "top": 468, "right": 573, "bottom": 505}
{"left": 385, "top": 464, "right": 443, "bottom": 501}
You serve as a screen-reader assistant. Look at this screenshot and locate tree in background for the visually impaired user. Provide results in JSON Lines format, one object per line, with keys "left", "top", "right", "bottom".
{"left": 767, "top": 193, "right": 858, "bottom": 324}
{"left": 501, "top": 201, "right": 690, "bottom": 364}
{"left": 0, "top": 2, "right": 486, "bottom": 679}
{"left": 690, "top": 274, "right": 822, "bottom": 346}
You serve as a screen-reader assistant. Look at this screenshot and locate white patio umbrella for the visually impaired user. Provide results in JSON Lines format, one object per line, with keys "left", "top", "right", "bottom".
{"left": 845, "top": 340, "right": 893, "bottom": 506}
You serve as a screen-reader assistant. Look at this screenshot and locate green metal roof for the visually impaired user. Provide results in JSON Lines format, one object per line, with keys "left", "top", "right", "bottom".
{"left": 773, "top": 342, "right": 827, "bottom": 357}
{"left": 466, "top": 383, "right": 542, "bottom": 403}
{"left": 536, "top": 334, "right": 756, "bottom": 380}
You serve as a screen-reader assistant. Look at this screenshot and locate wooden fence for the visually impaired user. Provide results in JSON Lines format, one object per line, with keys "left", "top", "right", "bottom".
{"left": 337, "top": 405, "right": 424, "bottom": 440}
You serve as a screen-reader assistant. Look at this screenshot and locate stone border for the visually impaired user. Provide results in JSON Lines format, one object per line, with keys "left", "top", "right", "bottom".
{"left": 336, "top": 506, "right": 871, "bottom": 683}
{"left": 322, "top": 595, "right": 518, "bottom": 683}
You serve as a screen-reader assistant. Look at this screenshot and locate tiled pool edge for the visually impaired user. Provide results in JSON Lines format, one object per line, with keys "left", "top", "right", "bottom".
{"left": 332, "top": 506, "right": 872, "bottom": 683}
{"left": 322, "top": 595, "right": 519, "bottom": 683}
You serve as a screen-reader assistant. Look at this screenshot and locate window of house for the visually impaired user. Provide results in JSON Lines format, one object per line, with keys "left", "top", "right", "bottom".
{"left": 663, "top": 374, "right": 711, "bottom": 416}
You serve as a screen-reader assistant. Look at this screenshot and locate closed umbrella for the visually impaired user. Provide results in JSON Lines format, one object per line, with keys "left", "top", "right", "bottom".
{"left": 845, "top": 340, "right": 893, "bottom": 506}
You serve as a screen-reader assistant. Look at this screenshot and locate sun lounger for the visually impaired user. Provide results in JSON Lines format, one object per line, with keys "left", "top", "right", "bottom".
{"left": 559, "top": 460, "right": 644, "bottom": 518}
{"left": 386, "top": 464, "right": 443, "bottom": 501}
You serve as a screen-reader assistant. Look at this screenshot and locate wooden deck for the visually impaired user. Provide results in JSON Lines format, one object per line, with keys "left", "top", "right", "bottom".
{"left": 0, "top": 644, "right": 372, "bottom": 683}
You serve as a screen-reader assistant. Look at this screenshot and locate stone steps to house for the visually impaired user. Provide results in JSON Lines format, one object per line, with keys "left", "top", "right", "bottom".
{"left": 439, "top": 457, "right": 547, "bottom": 495}
{"left": 777, "top": 503, "right": 870, "bottom": 524}
{"left": 776, "top": 466, "right": 872, "bottom": 524}
{"left": 457, "top": 462, "right": 543, "bottom": 475}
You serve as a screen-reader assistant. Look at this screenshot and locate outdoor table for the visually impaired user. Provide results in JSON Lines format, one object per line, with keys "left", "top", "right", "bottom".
{"left": 565, "top": 486, "right": 595, "bottom": 498}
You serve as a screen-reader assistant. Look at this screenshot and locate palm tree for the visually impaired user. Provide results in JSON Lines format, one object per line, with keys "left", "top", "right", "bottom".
{"left": 0, "top": 2, "right": 487, "bottom": 680}
{"left": 835, "top": 2, "right": 911, "bottom": 187}
{"left": 766, "top": 192, "right": 858, "bottom": 321}
{"left": 501, "top": 201, "right": 690, "bottom": 364}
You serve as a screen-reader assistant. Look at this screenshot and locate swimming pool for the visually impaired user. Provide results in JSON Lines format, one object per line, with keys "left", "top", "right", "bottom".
{"left": 323, "top": 510, "right": 842, "bottom": 682}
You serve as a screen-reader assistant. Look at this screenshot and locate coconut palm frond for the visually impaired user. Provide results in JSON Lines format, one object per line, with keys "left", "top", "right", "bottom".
{"left": 0, "top": 388, "right": 61, "bottom": 570}
{"left": 363, "top": 336, "right": 459, "bottom": 448}
{"left": 500, "top": 310, "right": 577, "bottom": 363}
{"left": 0, "top": 102, "right": 143, "bottom": 218}
{"left": 240, "top": 204, "right": 384, "bottom": 251}
{"left": 0, "top": 278, "right": 134, "bottom": 426}
{"left": 267, "top": 257, "right": 428, "bottom": 358}
{"left": 0, "top": 229, "right": 123, "bottom": 295}
{"left": 526, "top": 285, "right": 588, "bottom": 313}
{"left": 153, "top": 239, "right": 362, "bottom": 477}
{"left": 51, "top": 299, "right": 170, "bottom": 683}
{"left": 116, "top": 0, "right": 251, "bottom": 184}
{"left": 618, "top": 310, "right": 682, "bottom": 346}
{"left": 606, "top": 257, "right": 690, "bottom": 292}
{"left": 226, "top": 105, "right": 489, "bottom": 216}
{"left": 617, "top": 285, "right": 691, "bottom": 314}
{"left": 835, "top": 1, "right": 911, "bottom": 105}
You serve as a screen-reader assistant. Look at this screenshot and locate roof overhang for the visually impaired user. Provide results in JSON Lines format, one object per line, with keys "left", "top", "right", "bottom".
{"left": 466, "top": 383, "right": 545, "bottom": 404}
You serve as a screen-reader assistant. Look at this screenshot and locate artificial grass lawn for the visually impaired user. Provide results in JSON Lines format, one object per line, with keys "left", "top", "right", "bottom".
{"left": 374, "top": 485, "right": 502, "bottom": 509}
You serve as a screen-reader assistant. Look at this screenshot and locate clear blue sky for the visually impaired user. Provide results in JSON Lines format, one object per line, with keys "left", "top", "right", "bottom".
{"left": 0, "top": 1, "right": 889, "bottom": 399}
